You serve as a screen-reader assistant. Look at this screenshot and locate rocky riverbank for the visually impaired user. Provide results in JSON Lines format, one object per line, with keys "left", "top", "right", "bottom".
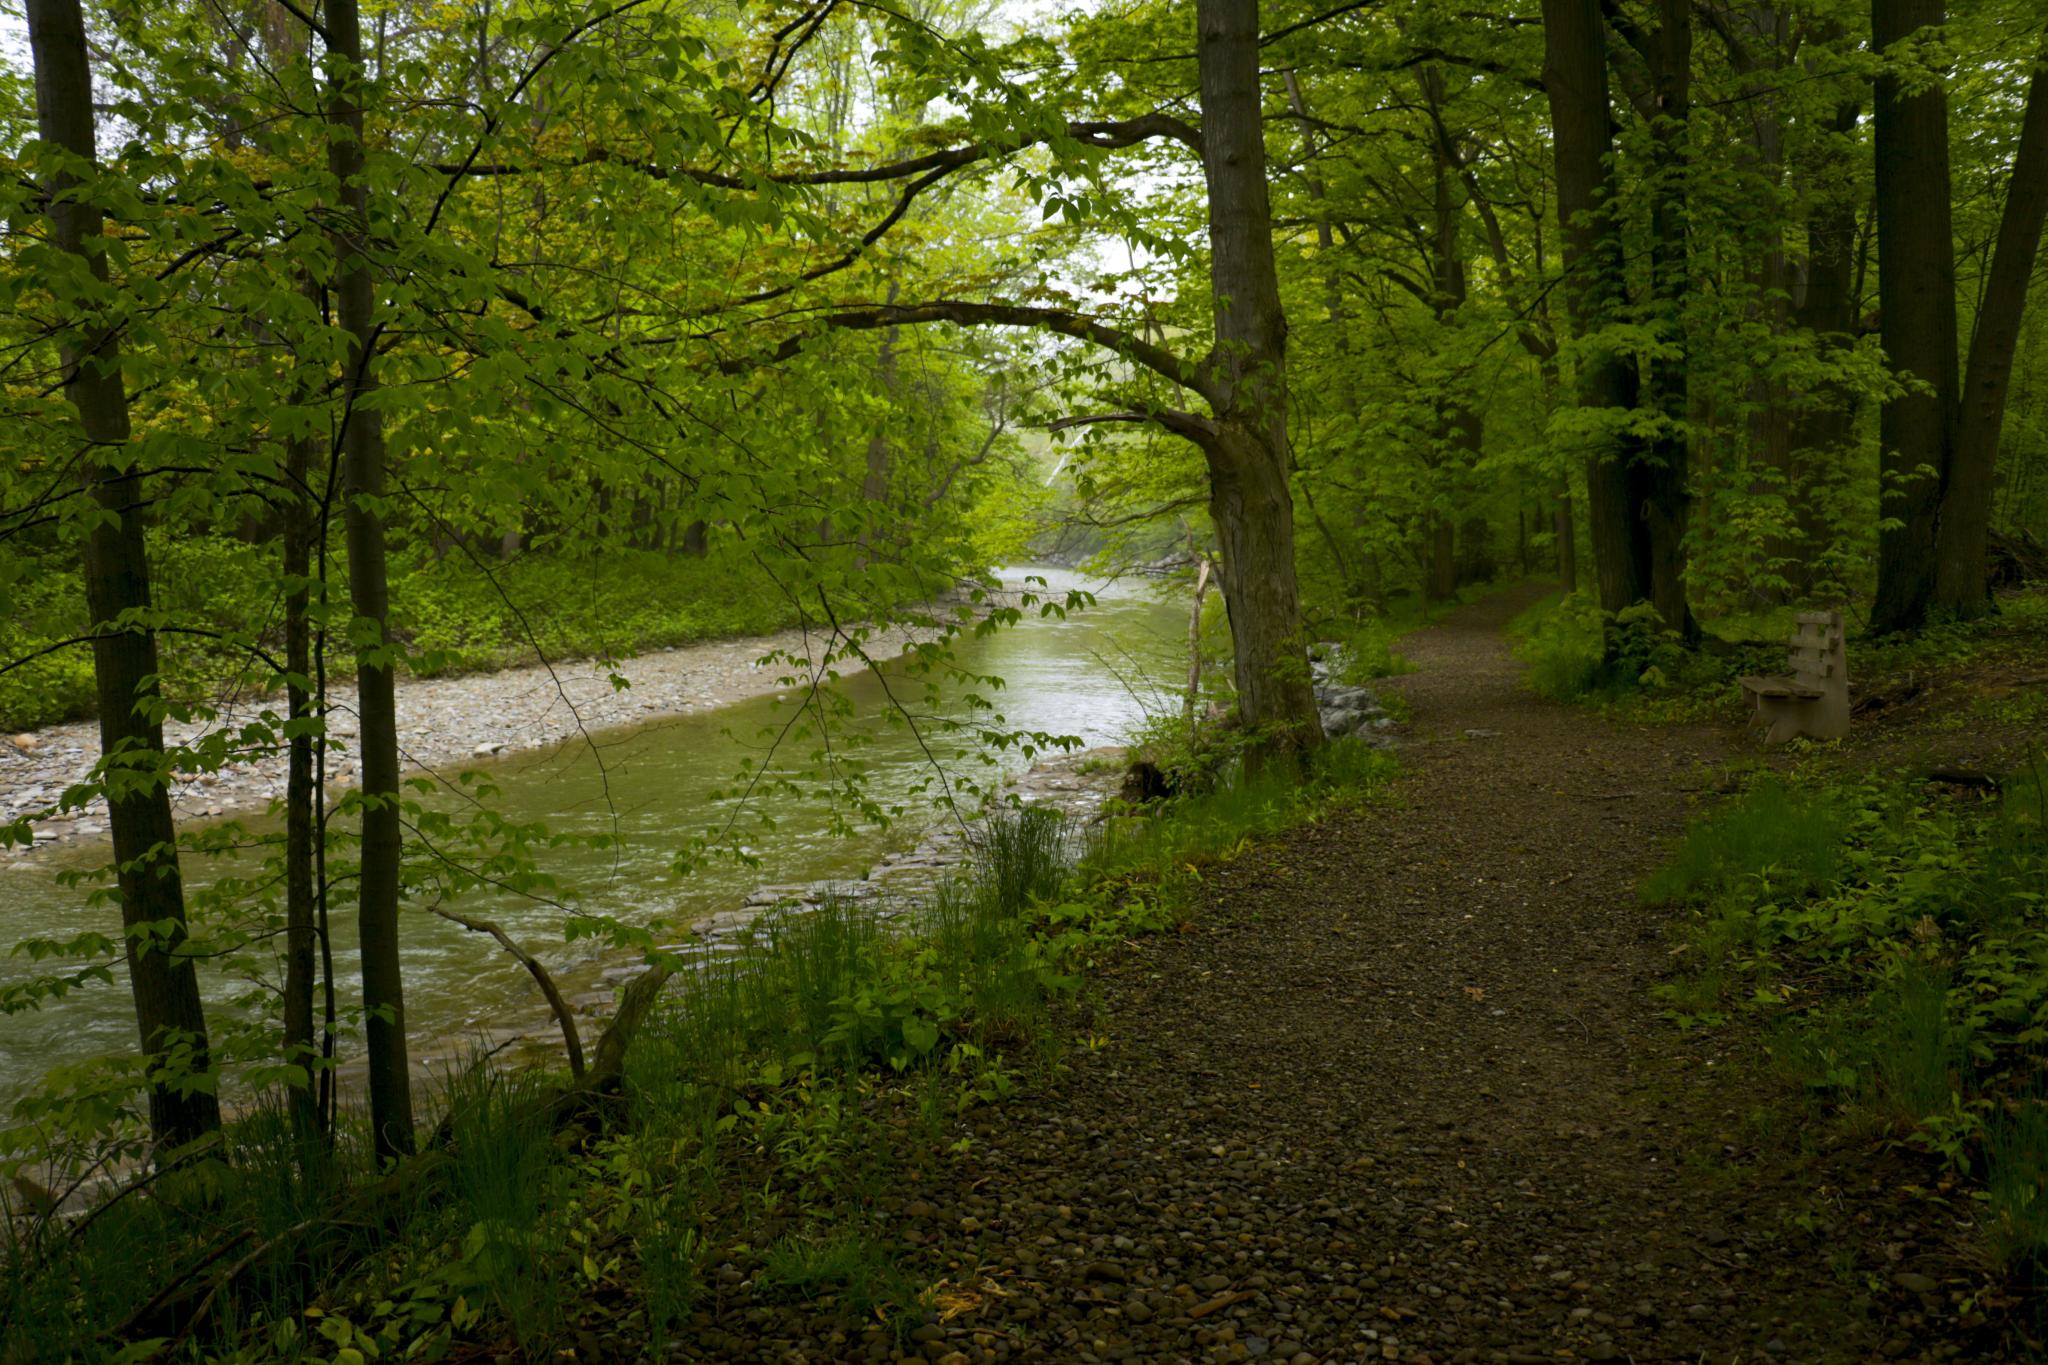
{"left": 431, "top": 673, "right": 1399, "bottom": 1070}
{"left": 0, "top": 615, "right": 971, "bottom": 860}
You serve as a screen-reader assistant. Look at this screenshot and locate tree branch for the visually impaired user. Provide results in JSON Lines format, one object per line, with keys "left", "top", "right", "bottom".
{"left": 428, "top": 905, "right": 585, "bottom": 1078}
{"left": 431, "top": 113, "right": 1202, "bottom": 189}
{"left": 729, "top": 301, "right": 1218, "bottom": 403}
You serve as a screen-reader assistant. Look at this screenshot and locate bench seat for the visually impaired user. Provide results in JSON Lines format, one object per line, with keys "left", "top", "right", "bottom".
{"left": 1740, "top": 675, "right": 1825, "bottom": 700}
{"left": 1742, "top": 610, "right": 1848, "bottom": 743}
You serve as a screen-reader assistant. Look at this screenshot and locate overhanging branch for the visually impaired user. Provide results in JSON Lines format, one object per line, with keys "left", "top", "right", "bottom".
{"left": 728, "top": 300, "right": 1219, "bottom": 405}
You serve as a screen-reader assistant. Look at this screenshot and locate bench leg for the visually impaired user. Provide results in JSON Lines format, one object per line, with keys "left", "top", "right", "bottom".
{"left": 1765, "top": 709, "right": 1804, "bottom": 745}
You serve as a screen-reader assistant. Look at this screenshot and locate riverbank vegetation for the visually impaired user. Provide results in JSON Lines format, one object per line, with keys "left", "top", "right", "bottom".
{"left": 2, "top": 746, "right": 1393, "bottom": 1364}
{"left": 3, "top": 0, "right": 2048, "bottom": 1356}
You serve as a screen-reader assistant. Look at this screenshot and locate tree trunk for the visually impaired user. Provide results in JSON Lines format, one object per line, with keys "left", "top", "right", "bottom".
{"left": 324, "top": 0, "right": 415, "bottom": 1162}
{"left": 1639, "top": 0, "right": 1696, "bottom": 638}
{"left": 1541, "top": 0, "right": 1644, "bottom": 615}
{"left": 1427, "top": 514, "right": 1459, "bottom": 602}
{"left": 1869, "top": 0, "right": 1960, "bottom": 633}
{"left": 1784, "top": 104, "right": 1866, "bottom": 595}
{"left": 1421, "top": 68, "right": 1481, "bottom": 607}
{"left": 283, "top": 427, "right": 322, "bottom": 1144}
{"left": 27, "top": 0, "right": 221, "bottom": 1151}
{"left": 1932, "top": 57, "right": 2048, "bottom": 616}
{"left": 1554, "top": 480, "right": 1577, "bottom": 592}
{"left": 1196, "top": 0, "right": 1322, "bottom": 759}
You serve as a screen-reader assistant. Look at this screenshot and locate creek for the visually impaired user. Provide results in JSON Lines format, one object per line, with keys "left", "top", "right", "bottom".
{"left": 0, "top": 567, "right": 1187, "bottom": 1112}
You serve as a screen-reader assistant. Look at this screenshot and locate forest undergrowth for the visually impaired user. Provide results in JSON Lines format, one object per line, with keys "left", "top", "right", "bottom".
{"left": 0, "top": 737, "right": 1396, "bottom": 1364}
{"left": 1520, "top": 584, "right": 2048, "bottom": 1311}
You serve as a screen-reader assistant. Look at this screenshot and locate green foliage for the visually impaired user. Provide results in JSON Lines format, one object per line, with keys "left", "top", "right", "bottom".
{"left": 1507, "top": 592, "right": 1607, "bottom": 701}
{"left": 1509, "top": 593, "right": 1728, "bottom": 706}
{"left": 1321, "top": 617, "right": 1414, "bottom": 684}
{"left": 1983, "top": 1095, "right": 2048, "bottom": 1273}
{"left": 1082, "top": 733, "right": 1395, "bottom": 925}
{"left": 1647, "top": 764, "right": 2048, "bottom": 1270}
{"left": 1641, "top": 778, "right": 1847, "bottom": 906}
{"left": 393, "top": 550, "right": 800, "bottom": 678}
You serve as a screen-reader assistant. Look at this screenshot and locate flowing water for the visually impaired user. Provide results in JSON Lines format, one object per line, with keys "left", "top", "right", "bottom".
{"left": 0, "top": 567, "right": 1187, "bottom": 1111}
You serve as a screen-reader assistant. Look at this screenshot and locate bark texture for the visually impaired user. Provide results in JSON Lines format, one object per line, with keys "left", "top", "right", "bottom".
{"left": 1196, "top": 0, "right": 1322, "bottom": 758}
{"left": 27, "top": 0, "right": 221, "bottom": 1149}
{"left": 324, "top": 0, "right": 415, "bottom": 1161}
{"left": 1932, "top": 57, "right": 2048, "bottom": 616}
{"left": 1868, "top": 0, "right": 1959, "bottom": 633}
{"left": 1541, "top": 0, "right": 1644, "bottom": 615}
{"left": 1638, "top": 0, "right": 1696, "bottom": 638}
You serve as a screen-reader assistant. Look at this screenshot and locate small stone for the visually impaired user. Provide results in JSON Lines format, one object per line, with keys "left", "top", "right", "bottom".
{"left": 1084, "top": 1261, "right": 1128, "bottom": 1283}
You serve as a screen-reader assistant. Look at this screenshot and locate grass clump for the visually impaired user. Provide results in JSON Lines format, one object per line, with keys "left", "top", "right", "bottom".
{"left": 1640, "top": 777, "right": 1847, "bottom": 906}
{"left": 1644, "top": 762, "right": 2048, "bottom": 1274}
{"left": 1508, "top": 592, "right": 1731, "bottom": 708}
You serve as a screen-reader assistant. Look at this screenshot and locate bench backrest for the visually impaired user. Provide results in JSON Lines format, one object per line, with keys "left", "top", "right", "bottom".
{"left": 1788, "top": 610, "right": 1845, "bottom": 689}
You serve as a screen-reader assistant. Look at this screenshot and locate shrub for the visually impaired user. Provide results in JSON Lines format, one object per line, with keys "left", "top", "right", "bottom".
{"left": 1640, "top": 778, "right": 1848, "bottom": 906}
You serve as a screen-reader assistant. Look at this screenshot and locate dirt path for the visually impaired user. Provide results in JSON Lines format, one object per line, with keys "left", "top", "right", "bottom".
{"left": 696, "top": 588, "right": 1939, "bottom": 1365}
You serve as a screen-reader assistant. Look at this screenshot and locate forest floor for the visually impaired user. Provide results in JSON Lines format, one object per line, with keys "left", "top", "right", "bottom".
{"left": 680, "top": 585, "right": 2007, "bottom": 1365}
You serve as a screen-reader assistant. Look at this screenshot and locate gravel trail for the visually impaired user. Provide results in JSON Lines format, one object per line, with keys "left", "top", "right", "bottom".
{"left": 683, "top": 586, "right": 1989, "bottom": 1364}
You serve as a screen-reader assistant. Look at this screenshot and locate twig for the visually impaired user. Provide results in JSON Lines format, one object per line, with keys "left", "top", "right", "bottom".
{"left": 1189, "top": 1289, "right": 1256, "bottom": 1318}
{"left": 428, "top": 905, "right": 585, "bottom": 1078}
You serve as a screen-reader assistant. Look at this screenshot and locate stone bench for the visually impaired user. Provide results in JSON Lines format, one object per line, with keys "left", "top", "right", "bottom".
{"left": 1740, "top": 609, "right": 1848, "bottom": 743}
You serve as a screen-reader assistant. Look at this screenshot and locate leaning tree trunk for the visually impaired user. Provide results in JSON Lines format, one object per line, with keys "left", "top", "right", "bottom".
{"left": 1195, "top": 0, "right": 1323, "bottom": 760}
{"left": 1932, "top": 56, "right": 2048, "bottom": 617}
{"left": 1869, "top": 0, "right": 1959, "bottom": 633}
{"left": 27, "top": 0, "right": 221, "bottom": 1151}
{"left": 324, "top": 0, "right": 415, "bottom": 1162}
{"left": 1541, "top": 0, "right": 1644, "bottom": 615}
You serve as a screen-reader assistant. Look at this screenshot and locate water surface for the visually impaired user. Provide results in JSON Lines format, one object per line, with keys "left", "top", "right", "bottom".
{"left": 0, "top": 568, "right": 1185, "bottom": 1108}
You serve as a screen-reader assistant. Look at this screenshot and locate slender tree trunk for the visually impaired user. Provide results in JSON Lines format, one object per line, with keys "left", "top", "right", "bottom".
{"left": 27, "top": 0, "right": 221, "bottom": 1151}
{"left": 1554, "top": 481, "right": 1577, "bottom": 592}
{"left": 1427, "top": 514, "right": 1459, "bottom": 601}
{"left": 1869, "top": 0, "right": 1959, "bottom": 632}
{"left": 324, "top": 0, "right": 414, "bottom": 1162}
{"left": 1185, "top": 552, "right": 1212, "bottom": 719}
{"left": 1541, "top": 0, "right": 1644, "bottom": 614}
{"left": 1196, "top": 0, "right": 1322, "bottom": 759}
{"left": 1933, "top": 58, "right": 2048, "bottom": 615}
{"left": 1421, "top": 70, "right": 1479, "bottom": 605}
{"left": 283, "top": 427, "right": 321, "bottom": 1143}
